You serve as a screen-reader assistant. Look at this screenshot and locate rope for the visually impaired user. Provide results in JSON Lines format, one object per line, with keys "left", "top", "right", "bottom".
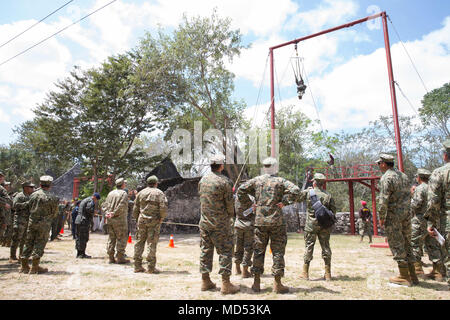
{"left": 394, "top": 81, "right": 419, "bottom": 115}
{"left": 387, "top": 15, "right": 429, "bottom": 93}
{"left": 301, "top": 59, "right": 325, "bottom": 133}
{"left": 232, "top": 53, "right": 270, "bottom": 190}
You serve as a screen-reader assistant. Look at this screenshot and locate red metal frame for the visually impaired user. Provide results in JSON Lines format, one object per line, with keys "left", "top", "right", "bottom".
{"left": 309, "top": 165, "right": 381, "bottom": 235}
{"left": 268, "top": 11, "right": 404, "bottom": 172}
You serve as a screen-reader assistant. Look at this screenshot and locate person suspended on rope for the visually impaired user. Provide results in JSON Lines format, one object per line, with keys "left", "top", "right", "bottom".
{"left": 291, "top": 43, "right": 307, "bottom": 100}
{"left": 327, "top": 153, "right": 335, "bottom": 166}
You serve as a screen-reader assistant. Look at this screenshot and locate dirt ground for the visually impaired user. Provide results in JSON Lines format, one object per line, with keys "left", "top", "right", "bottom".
{"left": 0, "top": 231, "right": 448, "bottom": 300}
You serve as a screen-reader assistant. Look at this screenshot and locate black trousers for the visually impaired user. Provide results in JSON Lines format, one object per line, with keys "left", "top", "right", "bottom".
{"left": 76, "top": 223, "right": 90, "bottom": 252}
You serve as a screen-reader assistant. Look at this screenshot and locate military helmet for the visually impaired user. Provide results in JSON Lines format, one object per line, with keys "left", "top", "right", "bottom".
{"left": 210, "top": 154, "right": 225, "bottom": 165}
{"left": 115, "top": 177, "right": 126, "bottom": 187}
{"left": 21, "top": 181, "right": 35, "bottom": 188}
{"left": 146, "top": 175, "right": 158, "bottom": 184}
{"left": 416, "top": 168, "right": 431, "bottom": 178}
{"left": 312, "top": 173, "right": 326, "bottom": 182}
{"left": 40, "top": 175, "right": 53, "bottom": 186}
{"left": 262, "top": 157, "right": 278, "bottom": 166}
{"left": 375, "top": 153, "right": 395, "bottom": 164}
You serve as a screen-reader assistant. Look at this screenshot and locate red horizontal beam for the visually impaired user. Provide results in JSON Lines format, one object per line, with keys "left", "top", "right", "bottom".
{"left": 270, "top": 12, "right": 384, "bottom": 50}
{"left": 325, "top": 176, "right": 380, "bottom": 183}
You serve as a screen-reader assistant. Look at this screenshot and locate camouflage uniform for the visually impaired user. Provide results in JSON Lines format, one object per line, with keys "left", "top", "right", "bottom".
{"left": 378, "top": 166, "right": 413, "bottom": 266}
{"left": 237, "top": 174, "right": 299, "bottom": 277}
{"left": 424, "top": 142, "right": 450, "bottom": 285}
{"left": 133, "top": 178, "right": 167, "bottom": 272}
{"left": 233, "top": 194, "right": 255, "bottom": 268}
{"left": 102, "top": 184, "right": 129, "bottom": 260}
{"left": 296, "top": 182, "right": 336, "bottom": 266}
{"left": 11, "top": 191, "right": 31, "bottom": 258}
{"left": 410, "top": 172, "right": 442, "bottom": 264}
{"left": 21, "top": 187, "right": 58, "bottom": 260}
{"left": 358, "top": 206, "right": 373, "bottom": 241}
{"left": 0, "top": 184, "right": 13, "bottom": 245}
{"left": 198, "top": 171, "right": 235, "bottom": 276}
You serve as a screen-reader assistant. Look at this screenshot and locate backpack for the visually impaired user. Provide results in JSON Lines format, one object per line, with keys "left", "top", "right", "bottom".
{"left": 309, "top": 189, "right": 336, "bottom": 229}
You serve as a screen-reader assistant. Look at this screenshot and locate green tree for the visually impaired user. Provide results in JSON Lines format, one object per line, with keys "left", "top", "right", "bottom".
{"left": 17, "top": 52, "right": 178, "bottom": 192}
{"left": 419, "top": 82, "right": 449, "bottom": 138}
{"left": 137, "top": 10, "right": 248, "bottom": 182}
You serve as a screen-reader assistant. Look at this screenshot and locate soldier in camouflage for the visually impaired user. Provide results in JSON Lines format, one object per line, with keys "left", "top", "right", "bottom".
{"left": 237, "top": 157, "right": 300, "bottom": 294}
{"left": 102, "top": 178, "right": 130, "bottom": 264}
{"left": 10, "top": 181, "right": 35, "bottom": 263}
{"left": 75, "top": 193, "right": 100, "bottom": 258}
{"left": 424, "top": 139, "right": 450, "bottom": 288}
{"left": 20, "top": 176, "right": 58, "bottom": 274}
{"left": 377, "top": 153, "right": 418, "bottom": 286}
{"left": 297, "top": 173, "right": 336, "bottom": 281}
{"left": 358, "top": 201, "right": 372, "bottom": 243}
{"left": 1, "top": 181, "right": 14, "bottom": 247}
{"left": 233, "top": 192, "right": 255, "bottom": 278}
{"left": 133, "top": 175, "right": 168, "bottom": 274}
{"left": 410, "top": 168, "right": 443, "bottom": 277}
{"left": 198, "top": 154, "right": 239, "bottom": 295}
{"left": 0, "top": 173, "right": 13, "bottom": 247}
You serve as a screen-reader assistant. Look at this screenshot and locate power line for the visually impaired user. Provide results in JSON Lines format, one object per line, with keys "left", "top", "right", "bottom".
{"left": 0, "top": 0, "right": 117, "bottom": 68}
{"left": 0, "top": 0, "right": 74, "bottom": 49}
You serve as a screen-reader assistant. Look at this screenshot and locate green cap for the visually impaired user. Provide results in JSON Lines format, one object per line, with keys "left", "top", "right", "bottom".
{"left": 417, "top": 168, "right": 431, "bottom": 178}
{"left": 40, "top": 175, "right": 53, "bottom": 186}
{"left": 262, "top": 157, "right": 277, "bottom": 166}
{"left": 375, "top": 153, "right": 395, "bottom": 164}
{"left": 146, "top": 175, "right": 158, "bottom": 184}
{"left": 21, "top": 181, "right": 35, "bottom": 188}
{"left": 312, "top": 173, "right": 326, "bottom": 181}
{"left": 442, "top": 139, "right": 450, "bottom": 153}
{"left": 210, "top": 154, "right": 225, "bottom": 165}
{"left": 115, "top": 178, "right": 126, "bottom": 187}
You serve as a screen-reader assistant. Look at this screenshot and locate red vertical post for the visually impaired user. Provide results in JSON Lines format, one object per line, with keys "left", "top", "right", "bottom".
{"left": 348, "top": 181, "right": 355, "bottom": 235}
{"left": 370, "top": 179, "right": 378, "bottom": 236}
{"left": 382, "top": 12, "right": 404, "bottom": 172}
{"left": 269, "top": 48, "right": 276, "bottom": 158}
{"left": 73, "top": 178, "right": 80, "bottom": 199}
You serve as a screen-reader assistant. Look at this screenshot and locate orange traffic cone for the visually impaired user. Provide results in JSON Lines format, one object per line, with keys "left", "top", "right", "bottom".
{"left": 269, "top": 247, "right": 272, "bottom": 254}
{"left": 60, "top": 227, "right": 64, "bottom": 235}
{"left": 128, "top": 235, "right": 132, "bottom": 243}
{"left": 168, "top": 234, "right": 176, "bottom": 248}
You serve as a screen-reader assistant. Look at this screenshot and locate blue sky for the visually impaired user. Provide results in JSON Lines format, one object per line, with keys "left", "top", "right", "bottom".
{"left": 0, "top": 0, "right": 449, "bottom": 146}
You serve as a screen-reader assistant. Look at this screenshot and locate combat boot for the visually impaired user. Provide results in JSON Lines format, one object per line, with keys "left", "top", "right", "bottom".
{"left": 300, "top": 263, "right": 309, "bottom": 280}
{"left": 116, "top": 253, "right": 130, "bottom": 264}
{"left": 252, "top": 273, "right": 261, "bottom": 292}
{"left": 235, "top": 262, "right": 241, "bottom": 275}
{"left": 29, "top": 258, "right": 48, "bottom": 274}
{"left": 389, "top": 265, "right": 412, "bottom": 287}
{"left": 413, "top": 261, "right": 425, "bottom": 276}
{"left": 108, "top": 253, "right": 116, "bottom": 264}
{"left": 146, "top": 266, "right": 161, "bottom": 274}
{"left": 324, "top": 264, "right": 332, "bottom": 281}
{"left": 9, "top": 247, "right": 18, "bottom": 263}
{"left": 220, "top": 274, "right": 239, "bottom": 295}
{"left": 80, "top": 252, "right": 91, "bottom": 259}
{"left": 274, "top": 275, "right": 289, "bottom": 294}
{"left": 19, "top": 258, "right": 30, "bottom": 273}
{"left": 408, "top": 263, "right": 419, "bottom": 285}
{"left": 134, "top": 260, "right": 146, "bottom": 273}
{"left": 434, "top": 262, "right": 446, "bottom": 282}
{"left": 201, "top": 273, "right": 216, "bottom": 291}
{"left": 242, "top": 266, "right": 251, "bottom": 278}
{"left": 76, "top": 250, "right": 82, "bottom": 258}
{"left": 368, "top": 235, "right": 372, "bottom": 243}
